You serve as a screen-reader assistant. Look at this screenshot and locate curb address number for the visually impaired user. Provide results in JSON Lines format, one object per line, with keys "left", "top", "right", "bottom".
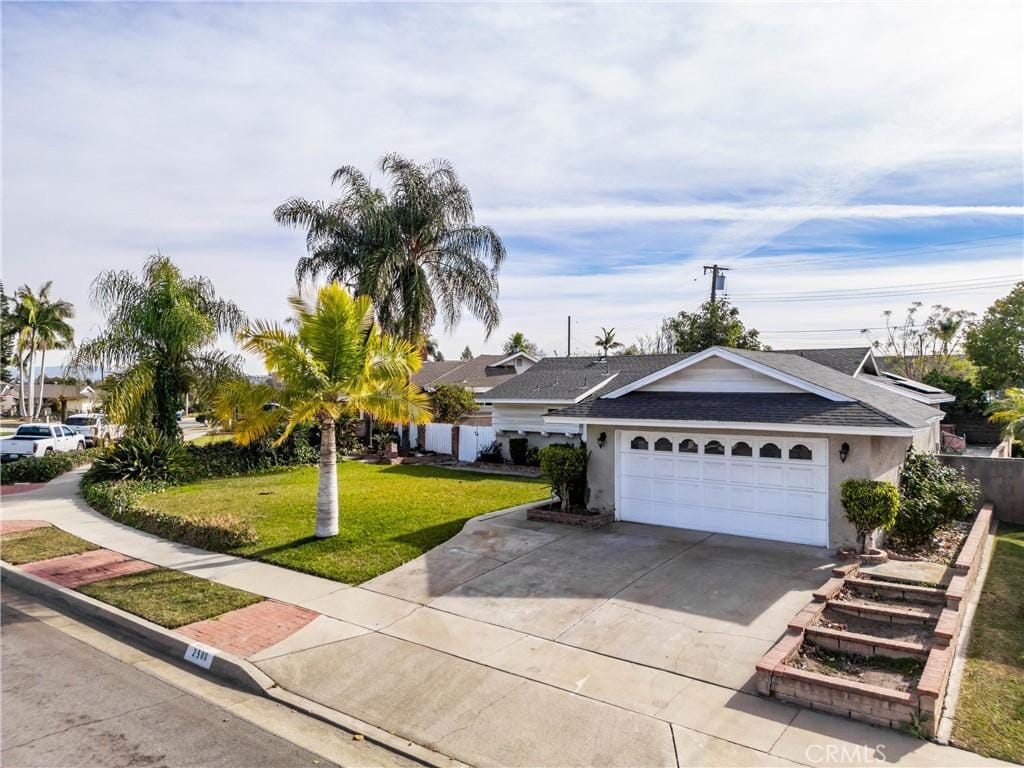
{"left": 184, "top": 643, "right": 217, "bottom": 670}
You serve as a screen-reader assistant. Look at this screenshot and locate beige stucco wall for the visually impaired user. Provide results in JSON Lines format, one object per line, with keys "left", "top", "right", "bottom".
{"left": 584, "top": 424, "right": 924, "bottom": 550}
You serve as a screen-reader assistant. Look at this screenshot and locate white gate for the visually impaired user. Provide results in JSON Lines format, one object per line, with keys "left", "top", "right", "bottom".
{"left": 458, "top": 425, "right": 498, "bottom": 462}
{"left": 424, "top": 423, "right": 453, "bottom": 455}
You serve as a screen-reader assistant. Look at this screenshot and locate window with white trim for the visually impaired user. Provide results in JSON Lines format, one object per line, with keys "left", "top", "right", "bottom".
{"left": 630, "top": 436, "right": 649, "bottom": 450}
{"left": 759, "top": 442, "right": 782, "bottom": 459}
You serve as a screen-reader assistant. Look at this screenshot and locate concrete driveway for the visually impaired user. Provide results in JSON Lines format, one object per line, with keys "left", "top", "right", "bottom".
{"left": 256, "top": 506, "right": 1001, "bottom": 767}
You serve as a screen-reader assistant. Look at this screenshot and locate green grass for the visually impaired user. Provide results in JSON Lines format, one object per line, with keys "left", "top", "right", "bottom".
{"left": 190, "top": 432, "right": 234, "bottom": 445}
{"left": 952, "top": 523, "right": 1024, "bottom": 763}
{"left": 1, "top": 528, "right": 100, "bottom": 564}
{"left": 141, "top": 462, "right": 548, "bottom": 583}
{"left": 78, "top": 568, "right": 263, "bottom": 628}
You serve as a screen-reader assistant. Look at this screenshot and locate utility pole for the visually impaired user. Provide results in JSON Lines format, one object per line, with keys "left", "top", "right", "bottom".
{"left": 566, "top": 316, "right": 571, "bottom": 357}
{"left": 703, "top": 264, "right": 730, "bottom": 305}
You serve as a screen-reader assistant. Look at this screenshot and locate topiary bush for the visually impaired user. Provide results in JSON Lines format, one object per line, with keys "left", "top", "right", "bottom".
{"left": 82, "top": 478, "right": 257, "bottom": 549}
{"left": 1, "top": 448, "right": 103, "bottom": 485}
{"left": 539, "top": 444, "right": 588, "bottom": 511}
{"left": 87, "top": 432, "right": 192, "bottom": 483}
{"left": 840, "top": 478, "right": 900, "bottom": 553}
{"left": 894, "top": 449, "right": 981, "bottom": 546}
{"left": 508, "top": 437, "right": 529, "bottom": 466}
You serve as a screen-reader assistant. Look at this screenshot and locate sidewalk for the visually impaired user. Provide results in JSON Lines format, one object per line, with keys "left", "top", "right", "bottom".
{"left": 1, "top": 470, "right": 1009, "bottom": 768}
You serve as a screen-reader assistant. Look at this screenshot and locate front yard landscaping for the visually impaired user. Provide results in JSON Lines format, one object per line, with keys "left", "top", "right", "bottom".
{"left": 952, "top": 523, "right": 1024, "bottom": 763}
{"left": 1, "top": 527, "right": 99, "bottom": 564}
{"left": 78, "top": 568, "right": 263, "bottom": 628}
{"left": 137, "top": 462, "right": 548, "bottom": 583}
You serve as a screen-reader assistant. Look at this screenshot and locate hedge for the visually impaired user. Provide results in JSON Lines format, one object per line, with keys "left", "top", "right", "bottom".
{"left": 1, "top": 448, "right": 104, "bottom": 485}
{"left": 82, "top": 478, "right": 257, "bottom": 550}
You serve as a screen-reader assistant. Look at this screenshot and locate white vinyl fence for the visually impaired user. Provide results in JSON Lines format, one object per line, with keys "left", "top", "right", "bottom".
{"left": 458, "top": 425, "right": 498, "bottom": 462}
{"left": 424, "top": 423, "right": 453, "bottom": 455}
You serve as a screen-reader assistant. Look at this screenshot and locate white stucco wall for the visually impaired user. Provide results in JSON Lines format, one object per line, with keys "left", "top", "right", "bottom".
{"left": 584, "top": 424, "right": 926, "bottom": 550}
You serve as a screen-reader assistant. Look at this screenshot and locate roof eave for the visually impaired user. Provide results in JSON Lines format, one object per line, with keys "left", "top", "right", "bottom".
{"left": 542, "top": 414, "right": 926, "bottom": 437}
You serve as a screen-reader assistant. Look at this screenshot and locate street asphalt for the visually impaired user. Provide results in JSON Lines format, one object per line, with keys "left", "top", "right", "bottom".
{"left": 0, "top": 599, "right": 334, "bottom": 768}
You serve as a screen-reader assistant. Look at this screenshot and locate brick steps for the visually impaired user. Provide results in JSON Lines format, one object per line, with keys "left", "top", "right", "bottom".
{"left": 804, "top": 626, "right": 930, "bottom": 660}
{"left": 844, "top": 577, "right": 947, "bottom": 605}
{"left": 826, "top": 598, "right": 940, "bottom": 626}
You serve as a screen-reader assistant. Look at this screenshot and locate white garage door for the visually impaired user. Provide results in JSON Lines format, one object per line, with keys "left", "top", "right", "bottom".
{"left": 617, "top": 432, "right": 828, "bottom": 546}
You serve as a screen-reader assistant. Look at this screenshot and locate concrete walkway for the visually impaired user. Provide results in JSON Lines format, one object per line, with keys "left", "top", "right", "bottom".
{"left": 1, "top": 469, "right": 1008, "bottom": 768}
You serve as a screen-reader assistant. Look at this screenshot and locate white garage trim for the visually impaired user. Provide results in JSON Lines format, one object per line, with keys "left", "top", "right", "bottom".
{"left": 614, "top": 429, "right": 829, "bottom": 547}
{"left": 544, "top": 415, "right": 925, "bottom": 437}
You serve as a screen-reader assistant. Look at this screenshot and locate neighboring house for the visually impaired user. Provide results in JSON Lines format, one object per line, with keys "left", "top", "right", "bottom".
{"left": 0, "top": 382, "right": 15, "bottom": 416}
{"left": 413, "top": 352, "right": 538, "bottom": 424}
{"left": 13, "top": 384, "right": 101, "bottom": 416}
{"left": 484, "top": 346, "right": 948, "bottom": 550}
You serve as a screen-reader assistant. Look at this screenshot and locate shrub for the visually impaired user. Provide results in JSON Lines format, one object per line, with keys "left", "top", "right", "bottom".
{"left": 184, "top": 426, "right": 317, "bottom": 481}
{"left": 477, "top": 440, "right": 504, "bottom": 463}
{"left": 508, "top": 437, "right": 529, "bottom": 466}
{"left": 87, "top": 432, "right": 192, "bottom": 483}
{"left": 82, "top": 478, "right": 257, "bottom": 549}
{"left": 431, "top": 385, "right": 479, "bottom": 424}
{"left": 840, "top": 479, "right": 900, "bottom": 552}
{"left": 525, "top": 446, "right": 541, "bottom": 467}
{"left": 1, "top": 448, "right": 103, "bottom": 484}
{"left": 539, "top": 444, "right": 588, "bottom": 511}
{"left": 894, "top": 449, "right": 981, "bottom": 546}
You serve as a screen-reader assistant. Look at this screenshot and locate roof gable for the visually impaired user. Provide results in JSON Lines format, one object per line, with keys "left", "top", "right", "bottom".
{"left": 603, "top": 347, "right": 853, "bottom": 402}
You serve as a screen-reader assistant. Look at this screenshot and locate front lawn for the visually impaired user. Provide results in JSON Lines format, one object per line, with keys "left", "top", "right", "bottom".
{"left": 1, "top": 528, "right": 100, "bottom": 564}
{"left": 140, "top": 462, "right": 548, "bottom": 583}
{"left": 78, "top": 568, "right": 263, "bottom": 628}
{"left": 952, "top": 523, "right": 1024, "bottom": 763}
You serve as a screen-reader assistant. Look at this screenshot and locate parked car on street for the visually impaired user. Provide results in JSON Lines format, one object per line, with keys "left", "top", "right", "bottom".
{"left": 0, "top": 423, "right": 86, "bottom": 462}
{"left": 64, "top": 413, "right": 121, "bottom": 447}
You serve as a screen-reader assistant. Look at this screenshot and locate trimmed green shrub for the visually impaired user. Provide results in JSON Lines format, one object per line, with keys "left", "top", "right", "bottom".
{"left": 895, "top": 449, "right": 981, "bottom": 546}
{"left": 82, "top": 478, "right": 257, "bottom": 549}
{"left": 431, "top": 384, "right": 479, "bottom": 424}
{"left": 87, "top": 432, "right": 192, "bottom": 482}
{"left": 477, "top": 440, "right": 504, "bottom": 463}
{"left": 525, "top": 446, "right": 541, "bottom": 467}
{"left": 183, "top": 427, "right": 317, "bottom": 481}
{"left": 539, "top": 444, "right": 588, "bottom": 511}
{"left": 509, "top": 437, "right": 529, "bottom": 466}
{"left": 1, "top": 448, "right": 103, "bottom": 485}
{"left": 840, "top": 478, "right": 900, "bottom": 552}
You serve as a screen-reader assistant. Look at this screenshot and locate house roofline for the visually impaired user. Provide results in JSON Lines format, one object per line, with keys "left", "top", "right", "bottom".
{"left": 542, "top": 414, "right": 932, "bottom": 437}
{"left": 601, "top": 347, "right": 853, "bottom": 402}
{"left": 857, "top": 374, "right": 956, "bottom": 404}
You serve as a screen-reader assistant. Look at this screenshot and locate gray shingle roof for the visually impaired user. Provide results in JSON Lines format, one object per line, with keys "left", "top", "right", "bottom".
{"left": 552, "top": 392, "right": 905, "bottom": 428}
{"left": 483, "top": 354, "right": 691, "bottom": 401}
{"left": 774, "top": 347, "right": 871, "bottom": 376}
{"left": 413, "top": 355, "right": 520, "bottom": 390}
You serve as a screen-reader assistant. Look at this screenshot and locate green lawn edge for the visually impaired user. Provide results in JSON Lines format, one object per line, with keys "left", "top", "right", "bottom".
{"left": 0, "top": 528, "right": 100, "bottom": 565}
{"left": 951, "top": 523, "right": 1024, "bottom": 763}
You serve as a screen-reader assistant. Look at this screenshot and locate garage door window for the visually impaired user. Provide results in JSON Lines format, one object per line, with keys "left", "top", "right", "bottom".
{"left": 789, "top": 444, "right": 813, "bottom": 460}
{"left": 630, "top": 436, "right": 648, "bottom": 450}
{"left": 759, "top": 442, "right": 782, "bottom": 459}
{"left": 731, "top": 441, "right": 753, "bottom": 457}
{"left": 704, "top": 440, "right": 725, "bottom": 455}
{"left": 654, "top": 437, "right": 673, "bottom": 452}
{"left": 679, "top": 438, "right": 698, "bottom": 453}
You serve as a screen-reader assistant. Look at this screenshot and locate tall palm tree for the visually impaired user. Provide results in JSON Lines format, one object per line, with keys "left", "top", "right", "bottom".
{"left": 275, "top": 153, "right": 506, "bottom": 344}
{"left": 594, "top": 327, "right": 622, "bottom": 358}
{"left": 13, "top": 282, "right": 75, "bottom": 418}
{"left": 988, "top": 388, "right": 1024, "bottom": 442}
{"left": 217, "top": 283, "right": 431, "bottom": 537}
{"left": 502, "top": 331, "right": 538, "bottom": 357}
{"left": 71, "top": 255, "right": 244, "bottom": 439}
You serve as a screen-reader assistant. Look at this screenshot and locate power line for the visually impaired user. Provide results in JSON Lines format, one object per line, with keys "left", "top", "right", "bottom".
{"left": 735, "top": 281, "right": 1015, "bottom": 303}
{"left": 730, "top": 274, "right": 1018, "bottom": 299}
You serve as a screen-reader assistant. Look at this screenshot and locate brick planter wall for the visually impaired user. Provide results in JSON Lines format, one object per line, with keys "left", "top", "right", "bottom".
{"left": 755, "top": 503, "right": 994, "bottom": 736}
{"left": 526, "top": 505, "right": 614, "bottom": 528}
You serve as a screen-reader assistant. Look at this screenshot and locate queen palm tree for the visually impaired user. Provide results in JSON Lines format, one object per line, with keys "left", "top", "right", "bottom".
{"left": 71, "top": 255, "right": 244, "bottom": 438}
{"left": 13, "top": 282, "right": 75, "bottom": 418}
{"left": 988, "top": 388, "right": 1024, "bottom": 442}
{"left": 594, "top": 327, "right": 622, "bottom": 358}
{"left": 216, "top": 283, "right": 431, "bottom": 537}
{"left": 274, "top": 153, "right": 506, "bottom": 345}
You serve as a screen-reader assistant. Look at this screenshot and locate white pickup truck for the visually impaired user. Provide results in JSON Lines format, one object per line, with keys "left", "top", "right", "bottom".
{"left": 64, "top": 413, "right": 122, "bottom": 447}
{"left": 0, "top": 423, "right": 87, "bottom": 463}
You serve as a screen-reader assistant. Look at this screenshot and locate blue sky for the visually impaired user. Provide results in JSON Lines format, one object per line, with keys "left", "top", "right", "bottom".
{"left": 3, "top": 2, "right": 1022, "bottom": 370}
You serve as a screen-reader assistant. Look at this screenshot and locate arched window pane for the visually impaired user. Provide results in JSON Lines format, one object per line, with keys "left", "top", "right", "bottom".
{"left": 731, "top": 441, "right": 753, "bottom": 457}
{"left": 654, "top": 437, "right": 673, "bottom": 452}
{"left": 679, "top": 439, "right": 698, "bottom": 454}
{"left": 789, "top": 444, "right": 813, "bottom": 461}
{"left": 630, "top": 436, "right": 648, "bottom": 450}
{"left": 704, "top": 440, "right": 725, "bottom": 455}
{"left": 760, "top": 442, "right": 782, "bottom": 459}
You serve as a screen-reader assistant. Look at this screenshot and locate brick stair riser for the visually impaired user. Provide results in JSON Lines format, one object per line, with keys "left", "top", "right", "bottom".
{"left": 771, "top": 670, "right": 923, "bottom": 730}
{"left": 826, "top": 602, "right": 938, "bottom": 627}
{"left": 845, "top": 580, "right": 947, "bottom": 606}
{"left": 803, "top": 631, "right": 928, "bottom": 661}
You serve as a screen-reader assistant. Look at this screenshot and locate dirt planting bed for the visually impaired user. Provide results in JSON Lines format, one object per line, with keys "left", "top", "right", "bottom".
{"left": 791, "top": 645, "right": 924, "bottom": 692}
{"left": 816, "top": 609, "right": 933, "bottom": 645}
{"left": 886, "top": 520, "right": 971, "bottom": 565}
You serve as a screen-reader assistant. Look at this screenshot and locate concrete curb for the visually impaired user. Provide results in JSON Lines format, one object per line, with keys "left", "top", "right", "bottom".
{"left": 0, "top": 563, "right": 460, "bottom": 768}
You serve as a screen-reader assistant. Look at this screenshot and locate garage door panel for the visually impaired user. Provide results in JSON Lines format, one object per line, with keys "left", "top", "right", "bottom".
{"left": 618, "top": 431, "right": 828, "bottom": 546}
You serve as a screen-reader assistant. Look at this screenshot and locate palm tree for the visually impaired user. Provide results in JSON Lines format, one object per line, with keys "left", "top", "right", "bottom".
{"left": 71, "top": 255, "right": 244, "bottom": 439}
{"left": 503, "top": 331, "right": 539, "bottom": 357}
{"left": 274, "top": 153, "right": 506, "bottom": 344}
{"left": 988, "top": 388, "right": 1024, "bottom": 442}
{"left": 217, "top": 283, "right": 431, "bottom": 537}
{"left": 594, "top": 327, "right": 622, "bottom": 358}
{"left": 12, "top": 282, "right": 75, "bottom": 418}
